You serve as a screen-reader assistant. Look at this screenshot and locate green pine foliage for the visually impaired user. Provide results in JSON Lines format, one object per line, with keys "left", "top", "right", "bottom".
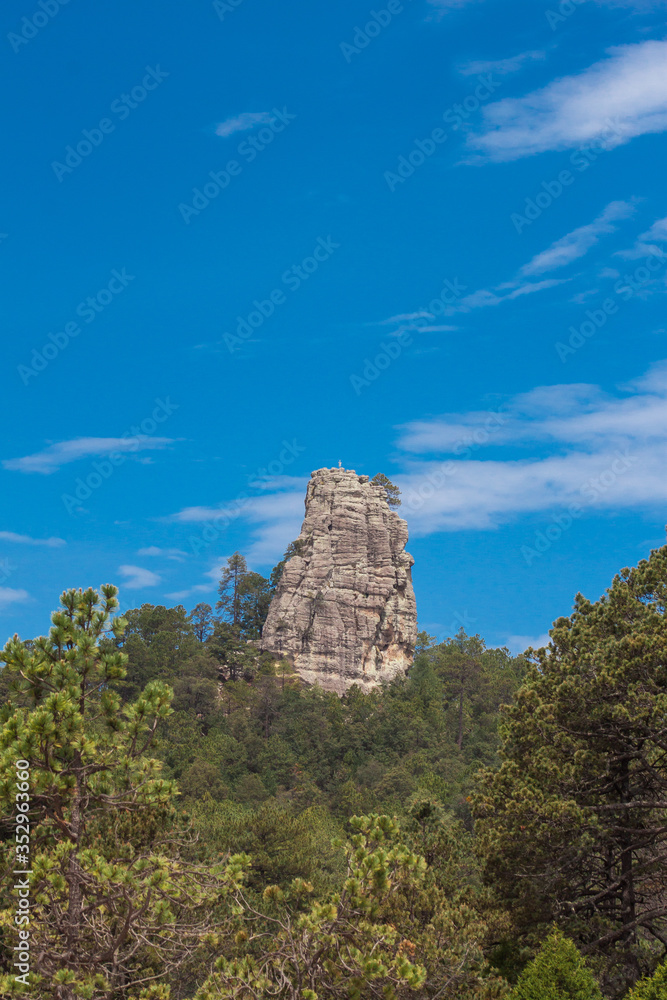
{"left": 626, "top": 962, "right": 667, "bottom": 999}
{"left": 472, "top": 543, "right": 667, "bottom": 993}
{"left": 141, "top": 631, "right": 527, "bottom": 822}
{"left": 4, "top": 542, "right": 667, "bottom": 997}
{"left": 0, "top": 586, "right": 232, "bottom": 1000}
{"left": 371, "top": 472, "right": 402, "bottom": 508}
{"left": 508, "top": 929, "right": 603, "bottom": 1000}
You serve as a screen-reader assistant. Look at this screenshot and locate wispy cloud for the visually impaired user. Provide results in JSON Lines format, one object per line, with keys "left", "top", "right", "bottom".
{"left": 164, "top": 584, "right": 212, "bottom": 601}
{"left": 0, "top": 531, "right": 65, "bottom": 547}
{"left": 0, "top": 587, "right": 30, "bottom": 609}
{"left": 460, "top": 50, "right": 545, "bottom": 78}
{"left": 427, "top": 0, "right": 483, "bottom": 12}
{"left": 394, "top": 361, "right": 667, "bottom": 532}
{"left": 3, "top": 437, "right": 174, "bottom": 475}
{"left": 375, "top": 312, "right": 433, "bottom": 325}
{"left": 168, "top": 480, "right": 307, "bottom": 566}
{"left": 521, "top": 200, "right": 637, "bottom": 276}
{"left": 165, "top": 366, "right": 667, "bottom": 555}
{"left": 504, "top": 633, "right": 551, "bottom": 654}
{"left": 592, "top": 0, "right": 667, "bottom": 6}
{"left": 164, "top": 560, "right": 226, "bottom": 602}
{"left": 215, "top": 112, "right": 274, "bottom": 138}
{"left": 376, "top": 267, "right": 570, "bottom": 331}
{"left": 451, "top": 278, "right": 568, "bottom": 313}
{"left": 138, "top": 546, "right": 188, "bottom": 562}
{"left": 418, "top": 324, "right": 459, "bottom": 332}
{"left": 371, "top": 312, "right": 458, "bottom": 333}
{"left": 617, "top": 214, "right": 667, "bottom": 259}
{"left": 469, "top": 40, "right": 667, "bottom": 161}
{"left": 117, "top": 565, "right": 161, "bottom": 589}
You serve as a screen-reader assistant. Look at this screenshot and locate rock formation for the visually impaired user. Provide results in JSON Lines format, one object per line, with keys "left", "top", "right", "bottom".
{"left": 260, "top": 467, "right": 417, "bottom": 695}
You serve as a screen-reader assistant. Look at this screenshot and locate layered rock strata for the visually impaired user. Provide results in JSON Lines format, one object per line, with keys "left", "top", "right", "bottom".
{"left": 260, "top": 467, "right": 417, "bottom": 694}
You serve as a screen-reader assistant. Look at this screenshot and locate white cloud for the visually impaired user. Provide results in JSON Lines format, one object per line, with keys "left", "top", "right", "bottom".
{"left": 376, "top": 275, "right": 569, "bottom": 335}
{"left": 0, "top": 587, "right": 30, "bottom": 609}
{"left": 117, "top": 565, "right": 161, "bottom": 589}
{"left": 381, "top": 256, "right": 571, "bottom": 332}
{"left": 450, "top": 278, "right": 568, "bottom": 313}
{"left": 571, "top": 288, "right": 600, "bottom": 304}
{"left": 427, "top": 0, "right": 482, "bottom": 11}
{"left": 617, "top": 214, "right": 667, "bottom": 259}
{"left": 168, "top": 481, "right": 307, "bottom": 567}
{"left": 469, "top": 41, "right": 667, "bottom": 161}
{"left": 521, "top": 201, "right": 636, "bottom": 276}
{"left": 3, "top": 437, "right": 174, "bottom": 475}
{"left": 460, "top": 50, "right": 545, "bottom": 78}
{"left": 138, "top": 546, "right": 188, "bottom": 562}
{"left": 419, "top": 325, "right": 458, "bottom": 332}
{"left": 393, "top": 361, "right": 667, "bottom": 533}
{"left": 592, "top": 0, "right": 667, "bottom": 6}
{"left": 375, "top": 312, "right": 433, "bottom": 325}
{"left": 370, "top": 313, "right": 458, "bottom": 336}
{"left": 164, "top": 584, "right": 211, "bottom": 601}
{"left": 642, "top": 216, "right": 667, "bottom": 242}
{"left": 504, "top": 633, "right": 551, "bottom": 654}
{"left": 0, "top": 531, "right": 65, "bottom": 547}
{"left": 215, "top": 112, "right": 274, "bottom": 138}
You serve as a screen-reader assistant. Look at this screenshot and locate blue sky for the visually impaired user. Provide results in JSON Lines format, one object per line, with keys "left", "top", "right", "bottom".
{"left": 2, "top": 0, "right": 667, "bottom": 652}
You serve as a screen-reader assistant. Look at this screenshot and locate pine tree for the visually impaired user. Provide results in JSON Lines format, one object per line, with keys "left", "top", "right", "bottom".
{"left": 237, "top": 572, "right": 273, "bottom": 639}
{"left": 215, "top": 556, "right": 273, "bottom": 640}
{"left": 269, "top": 539, "right": 304, "bottom": 593}
{"left": 509, "top": 929, "right": 603, "bottom": 1000}
{"left": 190, "top": 602, "right": 213, "bottom": 643}
{"left": 194, "top": 815, "right": 427, "bottom": 1000}
{"left": 371, "top": 473, "right": 402, "bottom": 508}
{"left": 0, "top": 585, "right": 231, "bottom": 1000}
{"left": 626, "top": 962, "right": 667, "bottom": 999}
{"left": 435, "top": 629, "right": 485, "bottom": 750}
{"left": 473, "top": 543, "right": 667, "bottom": 992}
{"left": 216, "top": 552, "right": 248, "bottom": 626}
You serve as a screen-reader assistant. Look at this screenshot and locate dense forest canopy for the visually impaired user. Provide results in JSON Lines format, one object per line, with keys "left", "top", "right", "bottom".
{"left": 2, "top": 539, "right": 667, "bottom": 998}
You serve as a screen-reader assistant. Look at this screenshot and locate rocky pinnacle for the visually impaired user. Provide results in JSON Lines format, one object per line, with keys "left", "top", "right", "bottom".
{"left": 260, "top": 467, "right": 417, "bottom": 695}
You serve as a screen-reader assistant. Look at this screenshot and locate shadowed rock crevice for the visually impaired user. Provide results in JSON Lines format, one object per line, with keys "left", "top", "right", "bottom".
{"left": 260, "top": 467, "right": 417, "bottom": 694}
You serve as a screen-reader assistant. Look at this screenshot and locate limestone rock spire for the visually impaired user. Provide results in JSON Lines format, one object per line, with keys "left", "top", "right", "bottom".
{"left": 260, "top": 467, "right": 417, "bottom": 694}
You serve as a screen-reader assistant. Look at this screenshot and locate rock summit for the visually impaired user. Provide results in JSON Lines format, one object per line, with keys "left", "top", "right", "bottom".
{"left": 260, "top": 467, "right": 417, "bottom": 694}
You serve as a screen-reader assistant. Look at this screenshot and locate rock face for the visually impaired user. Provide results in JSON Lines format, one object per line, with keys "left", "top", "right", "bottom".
{"left": 260, "top": 468, "right": 417, "bottom": 695}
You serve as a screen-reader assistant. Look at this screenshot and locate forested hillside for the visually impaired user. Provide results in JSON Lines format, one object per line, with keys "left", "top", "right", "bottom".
{"left": 2, "top": 543, "right": 667, "bottom": 999}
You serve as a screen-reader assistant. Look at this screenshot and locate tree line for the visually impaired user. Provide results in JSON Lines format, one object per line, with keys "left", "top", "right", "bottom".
{"left": 2, "top": 538, "right": 667, "bottom": 997}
